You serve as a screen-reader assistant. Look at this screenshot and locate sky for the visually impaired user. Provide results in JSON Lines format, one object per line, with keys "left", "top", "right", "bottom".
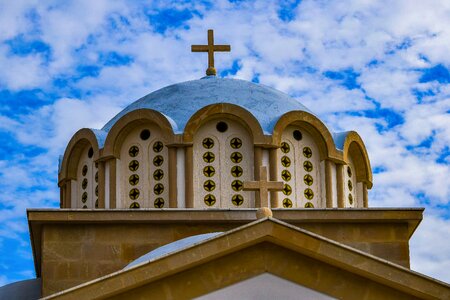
{"left": 0, "top": 0, "right": 449, "bottom": 286}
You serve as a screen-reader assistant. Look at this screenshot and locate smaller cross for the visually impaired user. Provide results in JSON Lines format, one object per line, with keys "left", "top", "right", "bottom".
{"left": 191, "top": 29, "right": 231, "bottom": 76}
{"left": 243, "top": 166, "right": 284, "bottom": 207}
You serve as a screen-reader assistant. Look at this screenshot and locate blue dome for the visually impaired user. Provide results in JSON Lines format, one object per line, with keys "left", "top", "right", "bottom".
{"left": 102, "top": 76, "right": 313, "bottom": 135}
{"left": 124, "top": 232, "right": 222, "bottom": 269}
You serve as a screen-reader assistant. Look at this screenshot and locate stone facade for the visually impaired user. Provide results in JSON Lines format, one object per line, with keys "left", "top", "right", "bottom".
{"left": 29, "top": 209, "right": 422, "bottom": 296}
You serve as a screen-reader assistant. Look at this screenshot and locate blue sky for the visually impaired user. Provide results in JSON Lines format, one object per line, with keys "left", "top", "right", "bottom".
{"left": 0, "top": 0, "right": 449, "bottom": 286}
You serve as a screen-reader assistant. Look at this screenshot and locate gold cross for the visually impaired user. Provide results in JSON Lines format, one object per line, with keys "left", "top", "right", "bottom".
{"left": 191, "top": 29, "right": 231, "bottom": 76}
{"left": 243, "top": 166, "right": 284, "bottom": 207}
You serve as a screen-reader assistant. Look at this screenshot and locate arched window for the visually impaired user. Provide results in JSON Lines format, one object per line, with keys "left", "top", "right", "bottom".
{"left": 193, "top": 119, "right": 254, "bottom": 208}
{"left": 344, "top": 157, "right": 357, "bottom": 208}
{"left": 277, "top": 126, "right": 322, "bottom": 208}
{"left": 119, "top": 124, "right": 169, "bottom": 209}
{"left": 76, "top": 146, "right": 98, "bottom": 208}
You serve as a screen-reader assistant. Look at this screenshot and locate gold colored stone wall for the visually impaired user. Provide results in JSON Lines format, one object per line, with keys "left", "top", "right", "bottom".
{"left": 39, "top": 217, "right": 412, "bottom": 296}
{"left": 41, "top": 222, "right": 242, "bottom": 296}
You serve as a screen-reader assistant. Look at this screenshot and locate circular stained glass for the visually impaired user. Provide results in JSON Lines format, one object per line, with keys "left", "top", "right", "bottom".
{"left": 140, "top": 129, "right": 151, "bottom": 140}
{"left": 304, "top": 174, "right": 313, "bottom": 186}
{"left": 231, "top": 180, "right": 243, "bottom": 191}
{"left": 202, "top": 138, "right": 214, "bottom": 149}
{"left": 130, "top": 202, "right": 140, "bottom": 209}
{"left": 231, "top": 166, "right": 243, "bottom": 177}
{"left": 303, "top": 161, "right": 313, "bottom": 172}
{"left": 230, "top": 152, "right": 243, "bottom": 163}
{"left": 203, "top": 166, "right": 215, "bottom": 177}
{"left": 348, "top": 180, "right": 353, "bottom": 191}
{"left": 154, "top": 183, "right": 164, "bottom": 195}
{"left": 304, "top": 188, "right": 314, "bottom": 200}
{"left": 154, "top": 197, "right": 164, "bottom": 208}
{"left": 95, "top": 171, "right": 98, "bottom": 183}
{"left": 232, "top": 194, "right": 244, "bottom": 206}
{"left": 128, "top": 160, "right": 139, "bottom": 171}
{"left": 153, "top": 169, "right": 164, "bottom": 181}
{"left": 153, "top": 141, "right": 164, "bottom": 153}
{"left": 347, "top": 166, "right": 352, "bottom": 177}
{"left": 216, "top": 121, "right": 228, "bottom": 132}
{"left": 129, "top": 188, "right": 140, "bottom": 200}
{"left": 129, "top": 174, "right": 139, "bottom": 186}
{"left": 230, "top": 137, "right": 242, "bottom": 149}
{"left": 303, "top": 147, "right": 312, "bottom": 158}
{"left": 203, "top": 180, "right": 216, "bottom": 192}
{"left": 81, "top": 192, "right": 88, "bottom": 203}
{"left": 281, "top": 170, "right": 291, "bottom": 181}
{"left": 153, "top": 155, "right": 164, "bottom": 167}
{"left": 129, "top": 146, "right": 139, "bottom": 157}
{"left": 82, "top": 178, "right": 88, "bottom": 190}
{"left": 281, "top": 156, "right": 291, "bottom": 167}
{"left": 283, "top": 184, "right": 292, "bottom": 196}
{"left": 88, "top": 147, "right": 94, "bottom": 158}
{"left": 283, "top": 198, "right": 293, "bottom": 208}
{"left": 82, "top": 165, "right": 88, "bottom": 176}
{"left": 304, "top": 202, "right": 314, "bottom": 208}
{"left": 348, "top": 193, "right": 354, "bottom": 205}
{"left": 203, "top": 152, "right": 215, "bottom": 163}
{"left": 204, "top": 194, "right": 216, "bottom": 206}
{"left": 95, "top": 185, "right": 98, "bottom": 196}
{"left": 280, "top": 142, "right": 290, "bottom": 153}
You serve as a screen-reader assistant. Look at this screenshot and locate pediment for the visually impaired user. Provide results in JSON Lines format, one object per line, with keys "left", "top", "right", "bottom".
{"left": 43, "top": 218, "right": 450, "bottom": 300}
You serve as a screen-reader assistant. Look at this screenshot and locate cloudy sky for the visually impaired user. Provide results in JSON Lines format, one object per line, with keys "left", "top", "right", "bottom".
{"left": 0, "top": 0, "right": 449, "bottom": 286}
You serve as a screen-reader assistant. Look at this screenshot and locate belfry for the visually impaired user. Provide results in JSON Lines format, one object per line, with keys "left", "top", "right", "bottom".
{"left": 3, "top": 30, "right": 448, "bottom": 299}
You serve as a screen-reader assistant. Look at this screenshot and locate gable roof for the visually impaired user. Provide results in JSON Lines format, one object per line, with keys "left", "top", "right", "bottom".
{"left": 42, "top": 218, "right": 450, "bottom": 300}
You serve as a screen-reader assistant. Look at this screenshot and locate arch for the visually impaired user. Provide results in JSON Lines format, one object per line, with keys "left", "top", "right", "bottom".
{"left": 103, "top": 109, "right": 176, "bottom": 158}
{"left": 183, "top": 103, "right": 269, "bottom": 145}
{"left": 59, "top": 128, "right": 100, "bottom": 182}
{"left": 272, "top": 111, "right": 341, "bottom": 161}
{"left": 343, "top": 131, "right": 373, "bottom": 188}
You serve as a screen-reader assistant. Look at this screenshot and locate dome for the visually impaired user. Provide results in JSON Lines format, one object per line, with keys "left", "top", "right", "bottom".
{"left": 102, "top": 76, "right": 313, "bottom": 135}
{"left": 124, "top": 232, "right": 222, "bottom": 270}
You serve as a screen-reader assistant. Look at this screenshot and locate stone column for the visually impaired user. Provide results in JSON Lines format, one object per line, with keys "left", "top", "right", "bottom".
{"left": 325, "top": 160, "right": 333, "bottom": 208}
{"left": 64, "top": 180, "right": 72, "bottom": 208}
{"left": 168, "top": 147, "right": 178, "bottom": 208}
{"left": 254, "top": 146, "right": 263, "bottom": 207}
{"left": 108, "top": 159, "right": 117, "bottom": 209}
{"left": 185, "top": 145, "right": 194, "bottom": 208}
{"left": 269, "top": 148, "right": 279, "bottom": 208}
{"left": 336, "top": 164, "right": 345, "bottom": 208}
{"left": 363, "top": 182, "right": 369, "bottom": 208}
{"left": 97, "top": 161, "right": 106, "bottom": 208}
{"left": 59, "top": 183, "right": 66, "bottom": 208}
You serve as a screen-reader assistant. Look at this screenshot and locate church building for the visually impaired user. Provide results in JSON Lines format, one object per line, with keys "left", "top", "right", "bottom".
{"left": 1, "top": 30, "right": 449, "bottom": 299}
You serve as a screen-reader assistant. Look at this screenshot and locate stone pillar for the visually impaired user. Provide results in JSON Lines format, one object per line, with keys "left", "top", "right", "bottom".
{"left": 97, "top": 161, "right": 106, "bottom": 208}
{"left": 64, "top": 180, "right": 72, "bottom": 208}
{"left": 336, "top": 164, "right": 345, "bottom": 208}
{"left": 60, "top": 183, "right": 65, "bottom": 208}
{"left": 325, "top": 160, "right": 333, "bottom": 208}
{"left": 269, "top": 148, "right": 278, "bottom": 208}
{"left": 108, "top": 158, "right": 117, "bottom": 209}
{"left": 168, "top": 147, "right": 178, "bottom": 208}
{"left": 185, "top": 146, "right": 194, "bottom": 208}
{"left": 254, "top": 146, "right": 263, "bottom": 207}
{"left": 363, "top": 182, "right": 369, "bottom": 208}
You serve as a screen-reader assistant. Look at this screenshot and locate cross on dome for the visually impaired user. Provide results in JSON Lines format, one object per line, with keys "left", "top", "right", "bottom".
{"left": 243, "top": 166, "right": 284, "bottom": 207}
{"left": 191, "top": 29, "right": 231, "bottom": 76}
